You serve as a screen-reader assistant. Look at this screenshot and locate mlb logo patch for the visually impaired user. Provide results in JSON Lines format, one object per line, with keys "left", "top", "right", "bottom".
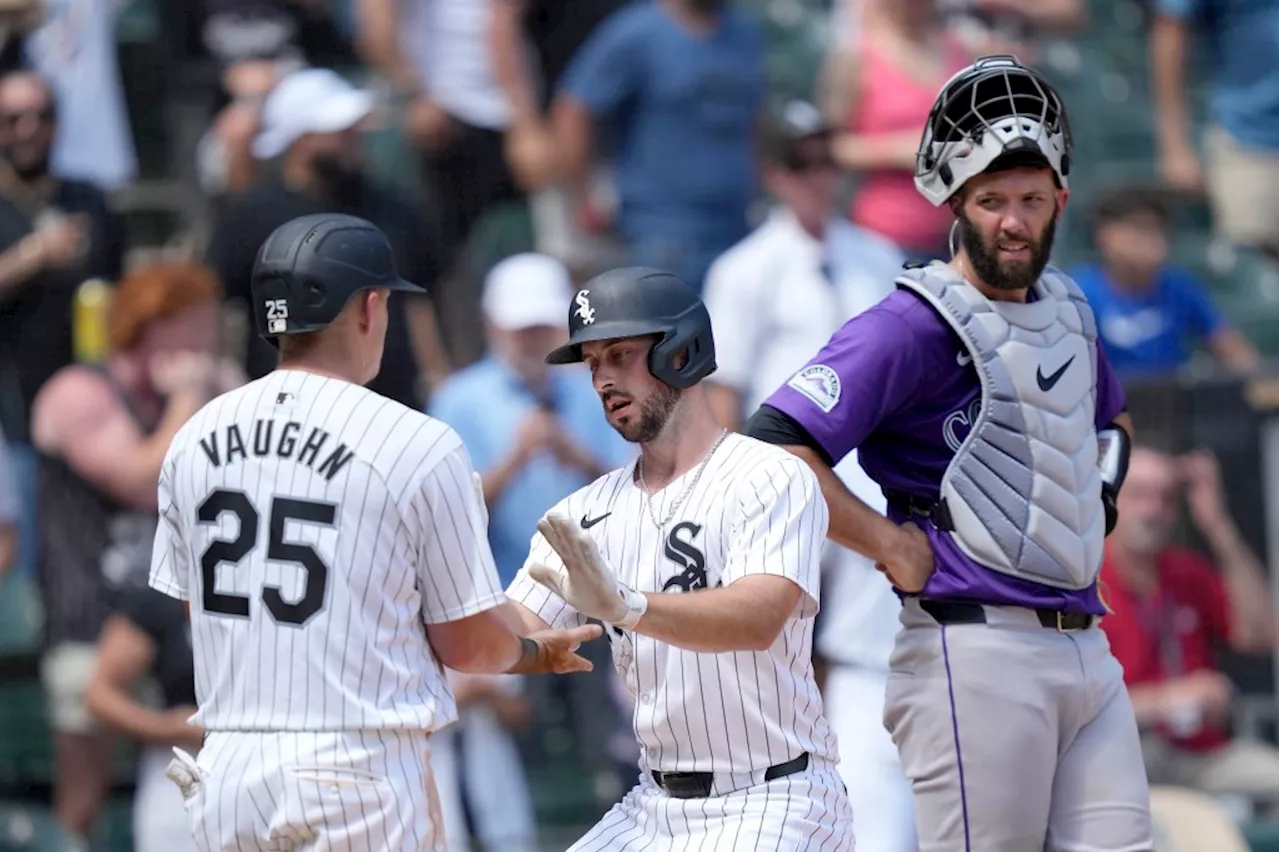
{"left": 788, "top": 364, "right": 841, "bottom": 413}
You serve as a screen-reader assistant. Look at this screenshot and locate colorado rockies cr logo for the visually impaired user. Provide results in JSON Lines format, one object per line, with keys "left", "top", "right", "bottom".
{"left": 574, "top": 289, "right": 596, "bottom": 325}
{"left": 662, "top": 522, "right": 713, "bottom": 592}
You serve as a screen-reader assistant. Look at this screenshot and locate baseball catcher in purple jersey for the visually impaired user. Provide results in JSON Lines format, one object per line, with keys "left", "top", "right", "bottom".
{"left": 746, "top": 55, "right": 1155, "bottom": 852}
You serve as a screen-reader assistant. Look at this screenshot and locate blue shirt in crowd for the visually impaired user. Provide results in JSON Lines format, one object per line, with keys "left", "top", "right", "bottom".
{"left": 1156, "top": 0, "right": 1279, "bottom": 150}
{"left": 560, "top": 1, "right": 766, "bottom": 287}
{"left": 1072, "top": 262, "right": 1225, "bottom": 375}
{"left": 429, "top": 358, "right": 632, "bottom": 586}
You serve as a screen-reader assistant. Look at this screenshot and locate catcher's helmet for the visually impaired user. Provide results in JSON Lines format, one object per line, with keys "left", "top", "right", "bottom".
{"left": 250, "top": 213, "right": 423, "bottom": 343}
{"left": 914, "top": 55, "right": 1072, "bottom": 207}
{"left": 544, "top": 267, "right": 715, "bottom": 389}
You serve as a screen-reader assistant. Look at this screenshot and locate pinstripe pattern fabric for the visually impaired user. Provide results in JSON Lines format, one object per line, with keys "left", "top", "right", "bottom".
{"left": 183, "top": 729, "right": 444, "bottom": 851}
{"left": 569, "top": 760, "right": 855, "bottom": 851}
{"left": 508, "top": 433, "right": 839, "bottom": 775}
{"left": 149, "top": 369, "right": 505, "bottom": 733}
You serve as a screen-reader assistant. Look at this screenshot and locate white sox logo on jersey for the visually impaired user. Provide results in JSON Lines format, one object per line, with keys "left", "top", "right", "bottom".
{"left": 662, "top": 522, "right": 720, "bottom": 592}
{"left": 574, "top": 289, "right": 596, "bottom": 325}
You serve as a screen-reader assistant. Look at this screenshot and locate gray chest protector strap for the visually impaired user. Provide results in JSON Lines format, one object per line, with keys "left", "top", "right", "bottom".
{"left": 897, "top": 262, "right": 1105, "bottom": 590}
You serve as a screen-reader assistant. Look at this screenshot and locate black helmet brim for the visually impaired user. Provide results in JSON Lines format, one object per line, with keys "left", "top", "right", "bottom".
{"left": 545, "top": 319, "right": 670, "bottom": 365}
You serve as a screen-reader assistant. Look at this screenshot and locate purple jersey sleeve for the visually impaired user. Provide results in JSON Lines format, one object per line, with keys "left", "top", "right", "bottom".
{"left": 763, "top": 306, "right": 924, "bottom": 465}
{"left": 1094, "top": 338, "right": 1127, "bottom": 427}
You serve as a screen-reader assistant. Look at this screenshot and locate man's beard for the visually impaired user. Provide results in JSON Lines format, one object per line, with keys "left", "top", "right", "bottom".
{"left": 959, "top": 206, "right": 1057, "bottom": 292}
{"left": 2, "top": 148, "right": 49, "bottom": 182}
{"left": 612, "top": 384, "right": 681, "bottom": 444}
{"left": 311, "top": 155, "right": 365, "bottom": 209}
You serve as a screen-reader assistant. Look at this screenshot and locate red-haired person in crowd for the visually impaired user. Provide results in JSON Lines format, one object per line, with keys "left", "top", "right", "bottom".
{"left": 29, "top": 261, "right": 243, "bottom": 845}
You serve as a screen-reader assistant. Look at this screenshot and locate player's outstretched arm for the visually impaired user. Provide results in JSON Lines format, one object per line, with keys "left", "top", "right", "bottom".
{"left": 426, "top": 610, "right": 603, "bottom": 676}
{"left": 529, "top": 514, "right": 807, "bottom": 654}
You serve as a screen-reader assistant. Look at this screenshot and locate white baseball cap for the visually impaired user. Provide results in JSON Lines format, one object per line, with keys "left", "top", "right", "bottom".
{"left": 252, "top": 67, "right": 375, "bottom": 160}
{"left": 482, "top": 253, "right": 574, "bottom": 331}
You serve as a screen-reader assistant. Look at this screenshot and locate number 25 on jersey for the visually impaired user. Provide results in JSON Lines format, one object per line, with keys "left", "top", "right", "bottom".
{"left": 197, "top": 488, "right": 336, "bottom": 627}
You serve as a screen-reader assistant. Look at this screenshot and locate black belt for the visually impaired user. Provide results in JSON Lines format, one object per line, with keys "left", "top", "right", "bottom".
{"left": 651, "top": 753, "right": 810, "bottom": 799}
{"left": 920, "top": 599, "right": 1094, "bottom": 632}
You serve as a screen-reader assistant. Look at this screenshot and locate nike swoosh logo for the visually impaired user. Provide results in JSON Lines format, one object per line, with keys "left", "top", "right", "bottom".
{"left": 580, "top": 513, "right": 611, "bottom": 530}
{"left": 1036, "top": 355, "right": 1076, "bottom": 391}
{"left": 956, "top": 351, "right": 973, "bottom": 367}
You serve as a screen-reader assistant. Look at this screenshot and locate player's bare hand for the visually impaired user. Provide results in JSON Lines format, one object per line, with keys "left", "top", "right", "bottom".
{"left": 875, "top": 522, "right": 935, "bottom": 593}
{"left": 514, "top": 624, "right": 605, "bottom": 675}
{"left": 530, "top": 512, "right": 639, "bottom": 624}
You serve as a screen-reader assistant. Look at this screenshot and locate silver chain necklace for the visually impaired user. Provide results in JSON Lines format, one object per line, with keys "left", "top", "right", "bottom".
{"left": 637, "top": 429, "right": 729, "bottom": 529}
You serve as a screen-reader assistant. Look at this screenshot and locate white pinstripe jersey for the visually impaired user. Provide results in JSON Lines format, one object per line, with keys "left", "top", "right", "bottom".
{"left": 148, "top": 369, "right": 506, "bottom": 733}
{"left": 507, "top": 432, "right": 839, "bottom": 774}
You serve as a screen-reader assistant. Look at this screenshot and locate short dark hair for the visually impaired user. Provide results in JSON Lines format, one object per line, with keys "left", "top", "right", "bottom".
{"left": 1091, "top": 185, "right": 1173, "bottom": 234}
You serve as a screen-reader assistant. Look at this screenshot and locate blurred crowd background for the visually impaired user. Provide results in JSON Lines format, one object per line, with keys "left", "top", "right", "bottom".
{"left": 0, "top": 0, "right": 1276, "bottom": 851}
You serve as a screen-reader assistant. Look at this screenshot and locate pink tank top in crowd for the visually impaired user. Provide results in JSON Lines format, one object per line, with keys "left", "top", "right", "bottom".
{"left": 847, "top": 35, "right": 969, "bottom": 256}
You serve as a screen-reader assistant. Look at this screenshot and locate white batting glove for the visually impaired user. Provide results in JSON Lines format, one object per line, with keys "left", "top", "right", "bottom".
{"left": 472, "top": 472, "right": 489, "bottom": 530}
{"left": 527, "top": 512, "right": 648, "bottom": 629}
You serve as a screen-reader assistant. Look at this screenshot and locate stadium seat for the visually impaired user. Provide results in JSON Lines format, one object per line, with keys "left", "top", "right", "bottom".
{"left": 1149, "top": 785, "right": 1251, "bottom": 852}
{"left": 0, "top": 801, "right": 80, "bottom": 852}
{"left": 0, "top": 681, "right": 54, "bottom": 793}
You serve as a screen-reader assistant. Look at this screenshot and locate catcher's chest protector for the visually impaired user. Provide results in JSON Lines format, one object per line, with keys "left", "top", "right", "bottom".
{"left": 899, "top": 262, "right": 1105, "bottom": 590}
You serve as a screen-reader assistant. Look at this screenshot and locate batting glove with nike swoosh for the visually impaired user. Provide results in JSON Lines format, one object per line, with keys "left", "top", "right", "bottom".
{"left": 527, "top": 512, "right": 648, "bottom": 629}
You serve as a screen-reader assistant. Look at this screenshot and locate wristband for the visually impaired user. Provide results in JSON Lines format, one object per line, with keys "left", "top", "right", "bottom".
{"left": 612, "top": 586, "right": 647, "bottom": 630}
{"left": 504, "top": 637, "right": 543, "bottom": 675}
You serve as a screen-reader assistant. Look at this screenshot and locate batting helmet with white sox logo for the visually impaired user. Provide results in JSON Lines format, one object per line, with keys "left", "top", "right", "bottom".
{"left": 544, "top": 266, "right": 716, "bottom": 389}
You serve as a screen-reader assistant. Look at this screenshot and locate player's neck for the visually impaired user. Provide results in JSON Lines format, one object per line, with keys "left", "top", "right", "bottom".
{"left": 276, "top": 355, "right": 367, "bottom": 386}
{"left": 638, "top": 394, "right": 725, "bottom": 489}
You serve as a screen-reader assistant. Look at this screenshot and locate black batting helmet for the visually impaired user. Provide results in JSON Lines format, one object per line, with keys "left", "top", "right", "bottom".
{"left": 544, "top": 267, "right": 715, "bottom": 389}
{"left": 250, "top": 213, "right": 423, "bottom": 343}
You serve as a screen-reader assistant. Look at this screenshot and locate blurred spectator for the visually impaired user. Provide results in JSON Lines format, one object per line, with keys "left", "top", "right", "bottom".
{"left": 27, "top": 261, "right": 237, "bottom": 844}
{"left": 1150, "top": 0, "right": 1278, "bottom": 258}
{"left": 84, "top": 585, "right": 202, "bottom": 852}
{"left": 429, "top": 252, "right": 630, "bottom": 587}
{"left": 821, "top": 0, "right": 970, "bottom": 259}
{"left": 702, "top": 97, "right": 913, "bottom": 850}
{"left": 205, "top": 66, "right": 452, "bottom": 409}
{"left": 489, "top": 0, "right": 629, "bottom": 279}
{"left": 356, "top": 0, "right": 523, "bottom": 355}
{"left": 0, "top": 70, "right": 125, "bottom": 443}
{"left": 938, "top": 0, "right": 1089, "bottom": 60}
{"left": 23, "top": 0, "right": 136, "bottom": 190}
{"left": 1101, "top": 446, "right": 1278, "bottom": 806}
{"left": 703, "top": 98, "right": 902, "bottom": 429}
{"left": 197, "top": 57, "right": 299, "bottom": 198}
{"left": 0, "top": 0, "right": 43, "bottom": 75}
{"left": 0, "top": 424, "right": 16, "bottom": 578}
{"left": 550, "top": 0, "right": 766, "bottom": 292}
{"left": 1072, "top": 187, "right": 1259, "bottom": 378}
{"left": 430, "top": 672, "right": 536, "bottom": 852}
{"left": 199, "top": 0, "right": 357, "bottom": 69}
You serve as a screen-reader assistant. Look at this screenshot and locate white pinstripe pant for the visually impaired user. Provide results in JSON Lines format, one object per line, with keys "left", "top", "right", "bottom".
{"left": 175, "top": 730, "right": 446, "bottom": 851}
{"left": 570, "top": 758, "right": 855, "bottom": 851}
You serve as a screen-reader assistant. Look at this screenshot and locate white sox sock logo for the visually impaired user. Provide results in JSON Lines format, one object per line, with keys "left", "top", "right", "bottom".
{"left": 574, "top": 289, "right": 596, "bottom": 325}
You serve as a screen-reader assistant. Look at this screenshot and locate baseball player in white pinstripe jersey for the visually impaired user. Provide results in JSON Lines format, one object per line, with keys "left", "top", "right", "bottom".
{"left": 148, "top": 214, "right": 602, "bottom": 851}
{"left": 503, "top": 267, "right": 856, "bottom": 850}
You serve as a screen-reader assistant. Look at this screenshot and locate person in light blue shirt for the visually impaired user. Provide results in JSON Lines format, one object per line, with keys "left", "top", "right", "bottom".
{"left": 429, "top": 252, "right": 632, "bottom": 586}
{"left": 1070, "top": 188, "right": 1259, "bottom": 378}
{"left": 1151, "top": 0, "right": 1278, "bottom": 255}
{"left": 552, "top": 0, "right": 767, "bottom": 291}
